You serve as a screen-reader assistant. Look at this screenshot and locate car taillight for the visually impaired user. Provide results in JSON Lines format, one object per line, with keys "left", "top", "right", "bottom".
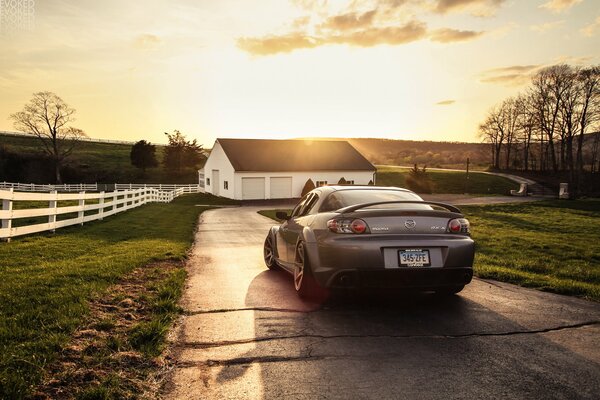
{"left": 448, "top": 218, "right": 470, "bottom": 234}
{"left": 351, "top": 219, "right": 367, "bottom": 234}
{"left": 327, "top": 218, "right": 370, "bottom": 234}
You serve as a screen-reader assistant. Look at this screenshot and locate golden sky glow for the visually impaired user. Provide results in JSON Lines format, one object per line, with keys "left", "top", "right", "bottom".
{"left": 0, "top": 0, "right": 598, "bottom": 145}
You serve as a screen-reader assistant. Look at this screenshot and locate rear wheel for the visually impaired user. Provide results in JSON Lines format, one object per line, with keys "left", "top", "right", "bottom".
{"left": 435, "top": 285, "right": 464, "bottom": 296}
{"left": 294, "top": 241, "right": 325, "bottom": 300}
{"left": 263, "top": 235, "right": 279, "bottom": 270}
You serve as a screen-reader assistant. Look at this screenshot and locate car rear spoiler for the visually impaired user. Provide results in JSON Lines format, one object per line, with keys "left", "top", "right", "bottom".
{"left": 336, "top": 201, "right": 461, "bottom": 214}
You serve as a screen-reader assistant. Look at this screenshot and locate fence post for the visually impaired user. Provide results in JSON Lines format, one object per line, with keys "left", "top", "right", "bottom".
{"left": 78, "top": 191, "right": 85, "bottom": 225}
{"left": 98, "top": 191, "right": 105, "bottom": 220}
{"left": 1, "top": 188, "right": 14, "bottom": 242}
{"left": 48, "top": 190, "right": 58, "bottom": 233}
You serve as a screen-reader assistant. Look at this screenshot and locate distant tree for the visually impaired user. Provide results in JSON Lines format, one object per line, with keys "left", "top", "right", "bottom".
{"left": 130, "top": 140, "right": 158, "bottom": 175}
{"left": 10, "top": 91, "right": 86, "bottom": 183}
{"left": 301, "top": 179, "right": 315, "bottom": 196}
{"left": 405, "top": 164, "right": 433, "bottom": 194}
{"left": 338, "top": 177, "right": 347, "bottom": 184}
{"left": 163, "top": 130, "right": 204, "bottom": 174}
{"left": 368, "top": 180, "right": 374, "bottom": 185}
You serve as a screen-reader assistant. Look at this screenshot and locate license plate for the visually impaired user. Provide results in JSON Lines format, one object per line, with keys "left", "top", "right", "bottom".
{"left": 399, "top": 249, "right": 431, "bottom": 267}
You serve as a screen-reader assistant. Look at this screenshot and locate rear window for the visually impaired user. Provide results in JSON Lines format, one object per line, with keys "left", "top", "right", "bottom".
{"left": 320, "top": 189, "right": 428, "bottom": 212}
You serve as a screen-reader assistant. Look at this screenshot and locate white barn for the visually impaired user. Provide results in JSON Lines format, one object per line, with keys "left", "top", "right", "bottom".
{"left": 200, "top": 138, "right": 376, "bottom": 200}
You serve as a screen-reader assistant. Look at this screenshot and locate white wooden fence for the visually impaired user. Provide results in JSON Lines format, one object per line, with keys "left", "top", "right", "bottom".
{"left": 0, "top": 182, "right": 98, "bottom": 192}
{"left": 0, "top": 187, "right": 188, "bottom": 241}
{"left": 114, "top": 183, "right": 203, "bottom": 193}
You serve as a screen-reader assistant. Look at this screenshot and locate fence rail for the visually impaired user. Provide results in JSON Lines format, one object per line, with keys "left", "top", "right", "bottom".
{"left": 0, "top": 182, "right": 98, "bottom": 192}
{"left": 114, "top": 183, "right": 203, "bottom": 193}
{"left": 0, "top": 182, "right": 205, "bottom": 193}
{"left": 0, "top": 187, "right": 190, "bottom": 240}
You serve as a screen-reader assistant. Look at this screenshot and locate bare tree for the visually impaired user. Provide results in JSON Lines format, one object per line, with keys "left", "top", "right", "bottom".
{"left": 479, "top": 107, "right": 504, "bottom": 169}
{"left": 531, "top": 65, "right": 571, "bottom": 172}
{"left": 479, "top": 98, "right": 522, "bottom": 170}
{"left": 558, "top": 67, "right": 580, "bottom": 189}
{"left": 516, "top": 93, "right": 537, "bottom": 171}
{"left": 575, "top": 67, "right": 600, "bottom": 177}
{"left": 501, "top": 97, "right": 521, "bottom": 170}
{"left": 10, "top": 92, "right": 86, "bottom": 183}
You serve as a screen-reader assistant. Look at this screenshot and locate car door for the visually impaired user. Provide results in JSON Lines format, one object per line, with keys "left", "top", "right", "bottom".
{"left": 277, "top": 194, "right": 310, "bottom": 264}
{"left": 282, "top": 193, "right": 319, "bottom": 261}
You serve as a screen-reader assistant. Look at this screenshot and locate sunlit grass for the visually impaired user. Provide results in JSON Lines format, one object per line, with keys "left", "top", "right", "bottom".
{"left": 462, "top": 200, "right": 600, "bottom": 300}
{"left": 0, "top": 193, "right": 237, "bottom": 399}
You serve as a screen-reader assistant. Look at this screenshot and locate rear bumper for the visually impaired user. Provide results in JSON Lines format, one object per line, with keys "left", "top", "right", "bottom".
{"left": 304, "top": 233, "right": 475, "bottom": 290}
{"left": 325, "top": 267, "right": 473, "bottom": 290}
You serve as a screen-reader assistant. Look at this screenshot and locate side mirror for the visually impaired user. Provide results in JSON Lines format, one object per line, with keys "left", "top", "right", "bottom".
{"left": 275, "top": 211, "right": 290, "bottom": 220}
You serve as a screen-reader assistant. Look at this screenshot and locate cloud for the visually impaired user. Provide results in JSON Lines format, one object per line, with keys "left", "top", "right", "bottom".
{"left": 530, "top": 20, "right": 564, "bottom": 33}
{"left": 236, "top": 0, "right": 493, "bottom": 55}
{"left": 237, "top": 21, "right": 428, "bottom": 55}
{"left": 429, "top": 28, "right": 485, "bottom": 42}
{"left": 554, "top": 55, "right": 595, "bottom": 65}
{"left": 581, "top": 16, "right": 600, "bottom": 37}
{"left": 436, "top": 100, "right": 455, "bottom": 105}
{"left": 539, "top": 0, "right": 583, "bottom": 13}
{"left": 320, "top": 10, "right": 378, "bottom": 30}
{"left": 479, "top": 65, "right": 543, "bottom": 86}
{"left": 133, "top": 34, "right": 161, "bottom": 50}
{"left": 433, "top": 0, "right": 506, "bottom": 16}
{"left": 327, "top": 21, "right": 428, "bottom": 47}
{"left": 291, "top": 16, "right": 312, "bottom": 29}
{"left": 237, "top": 33, "right": 321, "bottom": 56}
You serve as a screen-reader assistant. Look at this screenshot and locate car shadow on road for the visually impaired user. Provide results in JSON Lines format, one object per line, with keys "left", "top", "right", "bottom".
{"left": 210, "top": 270, "right": 600, "bottom": 399}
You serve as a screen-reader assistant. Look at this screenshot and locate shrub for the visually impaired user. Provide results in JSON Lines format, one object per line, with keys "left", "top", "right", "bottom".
{"left": 405, "top": 164, "right": 433, "bottom": 194}
{"left": 301, "top": 179, "right": 315, "bottom": 196}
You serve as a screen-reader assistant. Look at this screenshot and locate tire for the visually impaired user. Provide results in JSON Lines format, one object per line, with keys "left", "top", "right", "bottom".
{"left": 294, "top": 241, "right": 326, "bottom": 300}
{"left": 435, "top": 285, "right": 464, "bottom": 296}
{"left": 263, "top": 235, "right": 279, "bottom": 270}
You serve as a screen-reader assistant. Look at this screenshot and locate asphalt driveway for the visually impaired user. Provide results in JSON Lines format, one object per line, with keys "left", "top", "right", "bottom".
{"left": 164, "top": 206, "right": 600, "bottom": 399}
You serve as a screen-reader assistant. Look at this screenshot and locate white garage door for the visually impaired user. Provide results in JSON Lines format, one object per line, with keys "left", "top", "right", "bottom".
{"left": 242, "top": 177, "right": 265, "bottom": 200}
{"left": 270, "top": 177, "right": 292, "bottom": 199}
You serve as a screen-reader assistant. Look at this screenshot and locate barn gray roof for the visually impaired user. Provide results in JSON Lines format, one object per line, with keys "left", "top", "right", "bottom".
{"left": 217, "top": 138, "right": 375, "bottom": 172}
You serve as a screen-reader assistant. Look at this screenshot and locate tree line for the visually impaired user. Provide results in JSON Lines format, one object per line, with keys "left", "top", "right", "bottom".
{"left": 130, "top": 130, "right": 205, "bottom": 177}
{"left": 479, "top": 64, "right": 599, "bottom": 196}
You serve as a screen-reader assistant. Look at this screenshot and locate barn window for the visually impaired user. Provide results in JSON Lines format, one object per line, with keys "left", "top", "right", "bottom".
{"left": 206, "top": 178, "right": 210, "bottom": 185}
{"left": 316, "top": 180, "right": 328, "bottom": 187}
{"left": 224, "top": 181, "right": 229, "bottom": 190}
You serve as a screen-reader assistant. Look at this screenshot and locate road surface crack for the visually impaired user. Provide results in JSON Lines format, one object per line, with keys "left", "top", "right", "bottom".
{"left": 184, "top": 307, "right": 313, "bottom": 315}
{"left": 173, "top": 320, "right": 600, "bottom": 349}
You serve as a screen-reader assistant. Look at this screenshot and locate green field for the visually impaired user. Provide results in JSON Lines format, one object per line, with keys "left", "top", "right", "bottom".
{"left": 0, "top": 193, "right": 236, "bottom": 399}
{"left": 258, "top": 200, "right": 600, "bottom": 301}
{"left": 463, "top": 200, "right": 600, "bottom": 300}
{"left": 376, "top": 165, "right": 518, "bottom": 195}
{"left": 0, "top": 133, "right": 199, "bottom": 183}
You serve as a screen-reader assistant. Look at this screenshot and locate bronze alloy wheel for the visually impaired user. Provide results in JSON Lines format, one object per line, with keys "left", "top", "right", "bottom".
{"left": 263, "top": 236, "right": 278, "bottom": 270}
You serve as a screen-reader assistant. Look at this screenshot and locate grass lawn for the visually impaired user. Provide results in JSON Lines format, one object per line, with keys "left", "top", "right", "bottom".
{"left": 463, "top": 200, "right": 600, "bottom": 301}
{"left": 376, "top": 165, "right": 518, "bottom": 195}
{"left": 257, "top": 199, "right": 600, "bottom": 301}
{"left": 0, "top": 193, "right": 236, "bottom": 399}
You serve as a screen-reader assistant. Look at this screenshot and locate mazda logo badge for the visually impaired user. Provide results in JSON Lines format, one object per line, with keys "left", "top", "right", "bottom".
{"left": 405, "top": 220, "right": 416, "bottom": 229}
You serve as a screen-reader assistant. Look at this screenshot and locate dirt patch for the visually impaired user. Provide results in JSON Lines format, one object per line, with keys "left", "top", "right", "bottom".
{"left": 31, "top": 260, "right": 184, "bottom": 399}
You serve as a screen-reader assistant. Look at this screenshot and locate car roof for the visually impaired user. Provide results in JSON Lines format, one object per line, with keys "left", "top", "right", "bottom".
{"left": 314, "top": 185, "right": 415, "bottom": 195}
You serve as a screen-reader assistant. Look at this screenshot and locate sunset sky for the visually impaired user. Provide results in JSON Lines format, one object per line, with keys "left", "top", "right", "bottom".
{"left": 0, "top": 0, "right": 598, "bottom": 145}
